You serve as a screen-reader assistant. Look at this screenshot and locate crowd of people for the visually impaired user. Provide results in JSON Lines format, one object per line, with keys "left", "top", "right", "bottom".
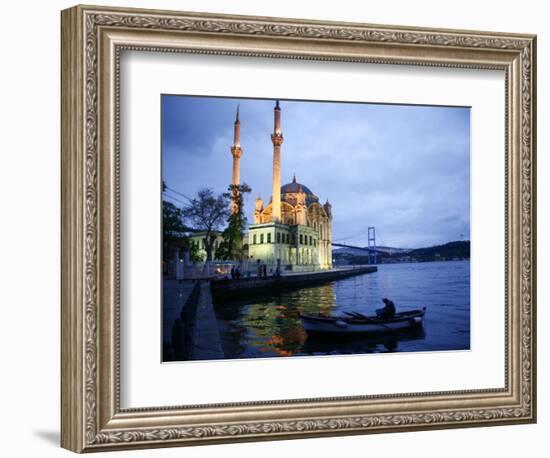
{"left": 229, "top": 265, "right": 242, "bottom": 279}
{"left": 229, "top": 261, "right": 281, "bottom": 279}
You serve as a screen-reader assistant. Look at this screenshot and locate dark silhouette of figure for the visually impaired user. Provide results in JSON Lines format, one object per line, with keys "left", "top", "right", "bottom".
{"left": 383, "top": 338, "right": 398, "bottom": 352}
{"left": 376, "top": 298, "right": 396, "bottom": 319}
{"left": 230, "top": 266, "right": 235, "bottom": 279}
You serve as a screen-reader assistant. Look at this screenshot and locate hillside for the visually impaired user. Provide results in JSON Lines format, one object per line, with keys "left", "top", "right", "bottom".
{"left": 333, "top": 240, "right": 470, "bottom": 265}
{"left": 408, "top": 241, "right": 470, "bottom": 262}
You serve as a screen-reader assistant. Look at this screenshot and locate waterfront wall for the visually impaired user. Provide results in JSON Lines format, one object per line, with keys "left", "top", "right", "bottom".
{"left": 211, "top": 266, "right": 377, "bottom": 298}
{"left": 169, "top": 281, "right": 224, "bottom": 361}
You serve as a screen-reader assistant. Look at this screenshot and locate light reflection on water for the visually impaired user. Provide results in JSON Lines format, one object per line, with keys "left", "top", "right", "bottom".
{"left": 213, "top": 260, "right": 470, "bottom": 359}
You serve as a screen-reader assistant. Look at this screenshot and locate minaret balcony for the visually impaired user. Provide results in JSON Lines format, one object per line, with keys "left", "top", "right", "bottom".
{"left": 230, "top": 145, "right": 243, "bottom": 158}
{"left": 270, "top": 132, "right": 284, "bottom": 146}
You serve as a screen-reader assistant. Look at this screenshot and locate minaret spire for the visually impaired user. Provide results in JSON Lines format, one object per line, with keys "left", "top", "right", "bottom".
{"left": 274, "top": 99, "right": 282, "bottom": 134}
{"left": 230, "top": 105, "right": 243, "bottom": 214}
{"left": 233, "top": 104, "right": 241, "bottom": 147}
{"left": 271, "top": 100, "right": 284, "bottom": 222}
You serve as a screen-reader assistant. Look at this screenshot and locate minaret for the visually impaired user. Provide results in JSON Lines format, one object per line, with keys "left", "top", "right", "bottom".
{"left": 230, "top": 105, "right": 243, "bottom": 214}
{"left": 270, "top": 100, "right": 284, "bottom": 222}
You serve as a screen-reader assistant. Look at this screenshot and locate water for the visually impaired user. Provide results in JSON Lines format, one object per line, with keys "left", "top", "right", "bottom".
{"left": 213, "top": 260, "right": 470, "bottom": 359}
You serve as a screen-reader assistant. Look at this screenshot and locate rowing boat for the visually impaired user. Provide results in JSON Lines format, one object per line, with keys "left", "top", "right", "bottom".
{"left": 299, "top": 307, "right": 426, "bottom": 335}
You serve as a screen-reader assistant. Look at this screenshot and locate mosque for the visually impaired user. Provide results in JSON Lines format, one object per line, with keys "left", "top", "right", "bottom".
{"left": 229, "top": 100, "right": 333, "bottom": 272}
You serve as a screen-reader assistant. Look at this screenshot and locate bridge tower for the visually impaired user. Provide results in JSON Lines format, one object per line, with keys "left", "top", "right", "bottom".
{"left": 367, "top": 226, "right": 377, "bottom": 264}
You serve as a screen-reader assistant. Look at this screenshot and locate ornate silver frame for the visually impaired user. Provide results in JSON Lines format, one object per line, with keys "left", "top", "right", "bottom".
{"left": 61, "top": 4, "right": 537, "bottom": 453}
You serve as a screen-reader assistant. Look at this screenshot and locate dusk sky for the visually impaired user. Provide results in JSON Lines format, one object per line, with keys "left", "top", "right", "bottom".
{"left": 162, "top": 95, "right": 470, "bottom": 249}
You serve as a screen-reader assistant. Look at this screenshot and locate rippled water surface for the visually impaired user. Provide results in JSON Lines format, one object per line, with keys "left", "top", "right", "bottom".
{"left": 213, "top": 260, "right": 470, "bottom": 359}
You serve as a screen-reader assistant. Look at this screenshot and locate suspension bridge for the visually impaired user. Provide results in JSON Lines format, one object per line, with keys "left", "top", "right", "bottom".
{"left": 332, "top": 226, "right": 379, "bottom": 264}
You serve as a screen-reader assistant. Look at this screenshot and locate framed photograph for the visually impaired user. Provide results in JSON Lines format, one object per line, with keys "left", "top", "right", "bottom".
{"left": 61, "top": 4, "right": 537, "bottom": 453}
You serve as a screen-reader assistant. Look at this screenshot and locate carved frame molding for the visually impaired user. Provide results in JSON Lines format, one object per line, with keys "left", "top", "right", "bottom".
{"left": 61, "top": 4, "right": 536, "bottom": 452}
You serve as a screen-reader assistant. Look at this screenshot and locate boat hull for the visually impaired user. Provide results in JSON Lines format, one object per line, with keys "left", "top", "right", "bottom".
{"left": 300, "top": 309, "right": 426, "bottom": 335}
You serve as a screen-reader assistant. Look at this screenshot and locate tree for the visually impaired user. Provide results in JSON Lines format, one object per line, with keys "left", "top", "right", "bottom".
{"left": 182, "top": 188, "right": 230, "bottom": 262}
{"left": 217, "top": 183, "right": 252, "bottom": 261}
{"left": 163, "top": 181, "right": 203, "bottom": 264}
{"left": 162, "top": 200, "right": 187, "bottom": 263}
{"left": 163, "top": 200, "right": 186, "bottom": 237}
{"left": 190, "top": 244, "right": 206, "bottom": 263}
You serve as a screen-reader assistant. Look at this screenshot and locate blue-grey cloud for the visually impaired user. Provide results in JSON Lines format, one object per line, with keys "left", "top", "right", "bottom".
{"left": 162, "top": 95, "right": 470, "bottom": 248}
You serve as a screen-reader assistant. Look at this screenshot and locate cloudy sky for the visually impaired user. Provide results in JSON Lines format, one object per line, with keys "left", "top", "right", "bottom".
{"left": 162, "top": 95, "right": 470, "bottom": 249}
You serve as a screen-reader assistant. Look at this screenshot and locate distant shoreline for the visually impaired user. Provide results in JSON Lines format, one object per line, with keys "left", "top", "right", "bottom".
{"left": 335, "top": 258, "right": 470, "bottom": 267}
{"left": 372, "top": 258, "right": 469, "bottom": 266}
{"left": 333, "top": 240, "right": 470, "bottom": 266}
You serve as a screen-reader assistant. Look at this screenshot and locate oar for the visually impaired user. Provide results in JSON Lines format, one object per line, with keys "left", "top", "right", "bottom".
{"left": 343, "top": 311, "right": 404, "bottom": 335}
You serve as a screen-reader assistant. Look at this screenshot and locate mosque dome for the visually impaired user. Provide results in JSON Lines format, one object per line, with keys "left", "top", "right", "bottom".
{"left": 281, "top": 174, "right": 314, "bottom": 195}
{"left": 280, "top": 175, "right": 318, "bottom": 206}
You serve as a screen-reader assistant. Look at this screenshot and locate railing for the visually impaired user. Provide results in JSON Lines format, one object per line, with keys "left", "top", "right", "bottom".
{"left": 168, "top": 259, "right": 332, "bottom": 279}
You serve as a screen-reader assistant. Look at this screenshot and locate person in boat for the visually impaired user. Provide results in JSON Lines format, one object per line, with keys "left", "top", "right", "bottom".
{"left": 376, "top": 298, "right": 396, "bottom": 319}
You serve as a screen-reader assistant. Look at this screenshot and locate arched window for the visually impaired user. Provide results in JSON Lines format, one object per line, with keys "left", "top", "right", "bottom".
{"left": 253, "top": 234, "right": 257, "bottom": 244}
{"left": 260, "top": 233, "right": 264, "bottom": 244}
{"left": 267, "top": 233, "right": 271, "bottom": 243}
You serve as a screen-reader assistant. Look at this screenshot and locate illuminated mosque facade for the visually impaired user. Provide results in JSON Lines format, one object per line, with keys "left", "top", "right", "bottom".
{"left": 229, "top": 100, "right": 333, "bottom": 271}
